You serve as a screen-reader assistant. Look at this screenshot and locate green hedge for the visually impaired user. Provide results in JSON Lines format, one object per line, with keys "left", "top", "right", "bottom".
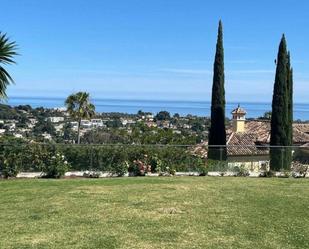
{"left": 0, "top": 142, "right": 205, "bottom": 173}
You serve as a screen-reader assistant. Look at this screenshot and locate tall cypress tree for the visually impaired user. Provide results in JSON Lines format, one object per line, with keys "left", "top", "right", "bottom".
{"left": 287, "top": 52, "right": 293, "bottom": 146}
{"left": 286, "top": 52, "right": 293, "bottom": 167}
{"left": 208, "top": 20, "right": 227, "bottom": 160}
{"left": 270, "top": 35, "right": 293, "bottom": 170}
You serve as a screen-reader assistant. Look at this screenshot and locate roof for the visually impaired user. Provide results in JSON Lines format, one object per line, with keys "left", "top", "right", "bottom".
{"left": 247, "top": 121, "right": 309, "bottom": 144}
{"left": 227, "top": 132, "right": 269, "bottom": 156}
{"left": 192, "top": 120, "right": 309, "bottom": 158}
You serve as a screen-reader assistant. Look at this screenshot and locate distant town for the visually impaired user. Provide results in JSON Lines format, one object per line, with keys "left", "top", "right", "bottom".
{"left": 0, "top": 103, "right": 211, "bottom": 145}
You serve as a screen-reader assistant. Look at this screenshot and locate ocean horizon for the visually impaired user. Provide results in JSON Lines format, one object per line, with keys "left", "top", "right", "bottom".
{"left": 4, "top": 96, "right": 309, "bottom": 121}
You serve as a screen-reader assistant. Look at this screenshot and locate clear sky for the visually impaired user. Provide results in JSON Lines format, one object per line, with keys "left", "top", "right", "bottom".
{"left": 2, "top": 0, "right": 309, "bottom": 102}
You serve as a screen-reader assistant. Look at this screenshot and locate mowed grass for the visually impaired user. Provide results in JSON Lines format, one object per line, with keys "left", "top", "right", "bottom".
{"left": 0, "top": 177, "right": 308, "bottom": 249}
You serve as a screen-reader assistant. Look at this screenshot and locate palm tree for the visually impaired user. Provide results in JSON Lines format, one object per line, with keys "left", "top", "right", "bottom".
{"left": 0, "top": 32, "right": 18, "bottom": 98}
{"left": 65, "top": 92, "right": 95, "bottom": 144}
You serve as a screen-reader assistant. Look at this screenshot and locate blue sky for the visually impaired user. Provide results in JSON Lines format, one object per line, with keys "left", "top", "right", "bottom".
{"left": 2, "top": 0, "right": 309, "bottom": 102}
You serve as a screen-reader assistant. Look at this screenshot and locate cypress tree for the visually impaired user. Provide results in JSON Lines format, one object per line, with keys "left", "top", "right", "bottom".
{"left": 286, "top": 53, "right": 293, "bottom": 167}
{"left": 208, "top": 20, "right": 227, "bottom": 160}
{"left": 270, "top": 35, "right": 293, "bottom": 171}
{"left": 287, "top": 52, "right": 293, "bottom": 146}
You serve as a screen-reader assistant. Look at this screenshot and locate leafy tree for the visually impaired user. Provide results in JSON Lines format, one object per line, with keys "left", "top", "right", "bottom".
{"left": 0, "top": 33, "right": 18, "bottom": 99}
{"left": 173, "top": 113, "right": 180, "bottom": 119}
{"left": 15, "top": 105, "right": 32, "bottom": 112}
{"left": 33, "top": 118, "right": 56, "bottom": 136}
{"left": 265, "top": 111, "right": 272, "bottom": 119}
{"left": 63, "top": 122, "right": 77, "bottom": 143}
{"left": 191, "top": 121, "right": 204, "bottom": 132}
{"left": 155, "top": 111, "right": 171, "bottom": 121}
{"left": 106, "top": 119, "right": 122, "bottom": 128}
{"left": 65, "top": 92, "right": 95, "bottom": 144}
{"left": 208, "top": 20, "right": 227, "bottom": 160}
{"left": 270, "top": 35, "right": 293, "bottom": 170}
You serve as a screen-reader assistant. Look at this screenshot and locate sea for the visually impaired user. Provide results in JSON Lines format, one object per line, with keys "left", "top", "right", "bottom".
{"left": 5, "top": 96, "right": 309, "bottom": 121}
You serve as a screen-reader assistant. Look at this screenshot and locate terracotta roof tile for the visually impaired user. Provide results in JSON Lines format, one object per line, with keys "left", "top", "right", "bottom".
{"left": 192, "top": 120, "right": 309, "bottom": 158}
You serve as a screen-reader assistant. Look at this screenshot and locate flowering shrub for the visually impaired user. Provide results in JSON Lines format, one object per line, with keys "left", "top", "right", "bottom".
{"left": 129, "top": 155, "right": 151, "bottom": 176}
{"left": 42, "top": 153, "right": 70, "bottom": 178}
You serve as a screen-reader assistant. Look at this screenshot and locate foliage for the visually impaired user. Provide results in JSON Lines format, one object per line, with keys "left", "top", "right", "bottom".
{"left": 148, "top": 154, "right": 162, "bottom": 173}
{"left": 0, "top": 32, "right": 18, "bottom": 99}
{"left": 232, "top": 165, "right": 250, "bottom": 177}
{"left": 0, "top": 152, "right": 22, "bottom": 178}
{"left": 270, "top": 35, "right": 293, "bottom": 171}
{"left": 63, "top": 122, "right": 77, "bottom": 142}
{"left": 42, "top": 152, "right": 70, "bottom": 178}
{"left": 65, "top": 92, "right": 95, "bottom": 144}
{"left": 33, "top": 118, "right": 56, "bottom": 136}
{"left": 208, "top": 21, "right": 227, "bottom": 160}
{"left": 195, "top": 158, "right": 208, "bottom": 176}
{"left": 0, "top": 138, "right": 220, "bottom": 176}
{"left": 105, "top": 119, "right": 122, "bottom": 128}
{"left": 258, "top": 111, "right": 272, "bottom": 120}
{"left": 108, "top": 149, "right": 128, "bottom": 176}
{"left": 129, "top": 155, "right": 151, "bottom": 176}
{"left": 82, "top": 128, "right": 127, "bottom": 144}
{"left": 291, "top": 161, "right": 308, "bottom": 178}
{"left": 155, "top": 111, "right": 171, "bottom": 121}
{"left": 207, "top": 159, "right": 228, "bottom": 176}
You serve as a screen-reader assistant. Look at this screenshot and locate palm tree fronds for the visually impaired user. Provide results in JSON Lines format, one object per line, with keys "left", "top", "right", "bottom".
{"left": 0, "top": 32, "right": 18, "bottom": 99}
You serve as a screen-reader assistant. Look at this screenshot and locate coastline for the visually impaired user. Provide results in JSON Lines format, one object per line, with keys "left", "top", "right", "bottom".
{"left": 4, "top": 96, "right": 309, "bottom": 120}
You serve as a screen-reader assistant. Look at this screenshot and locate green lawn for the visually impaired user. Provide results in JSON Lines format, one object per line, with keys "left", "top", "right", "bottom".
{"left": 0, "top": 177, "right": 308, "bottom": 249}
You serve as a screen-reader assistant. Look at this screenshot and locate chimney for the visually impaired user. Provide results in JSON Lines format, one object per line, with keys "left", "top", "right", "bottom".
{"left": 231, "top": 104, "right": 246, "bottom": 133}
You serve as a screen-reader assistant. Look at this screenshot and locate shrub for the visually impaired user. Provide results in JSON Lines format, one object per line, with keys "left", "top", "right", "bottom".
{"left": 233, "top": 165, "right": 250, "bottom": 177}
{"left": 195, "top": 158, "right": 208, "bottom": 176}
{"left": 157, "top": 166, "right": 176, "bottom": 176}
{"left": 291, "top": 161, "right": 308, "bottom": 178}
{"left": 207, "top": 159, "right": 228, "bottom": 176}
{"left": 167, "top": 167, "right": 176, "bottom": 175}
{"left": 110, "top": 161, "right": 128, "bottom": 177}
{"left": 129, "top": 155, "right": 151, "bottom": 176}
{"left": 109, "top": 149, "right": 128, "bottom": 177}
{"left": 148, "top": 154, "right": 162, "bottom": 173}
{"left": 0, "top": 139, "right": 212, "bottom": 174}
{"left": 21, "top": 143, "right": 53, "bottom": 171}
{"left": 0, "top": 152, "right": 22, "bottom": 178}
{"left": 42, "top": 153, "right": 70, "bottom": 178}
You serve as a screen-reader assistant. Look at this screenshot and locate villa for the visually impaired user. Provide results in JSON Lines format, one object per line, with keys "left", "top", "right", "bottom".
{"left": 46, "top": 116, "right": 65, "bottom": 123}
{"left": 193, "top": 105, "right": 309, "bottom": 171}
{"left": 91, "top": 119, "right": 105, "bottom": 128}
